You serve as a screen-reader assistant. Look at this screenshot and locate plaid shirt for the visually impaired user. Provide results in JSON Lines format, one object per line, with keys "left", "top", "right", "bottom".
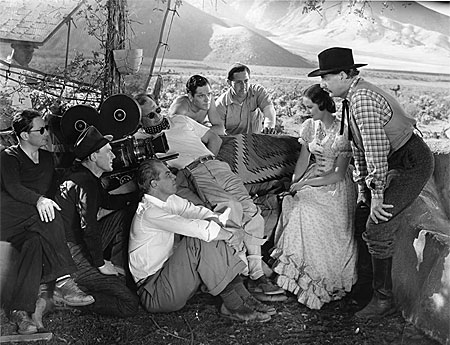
{"left": 346, "top": 78, "right": 392, "bottom": 199}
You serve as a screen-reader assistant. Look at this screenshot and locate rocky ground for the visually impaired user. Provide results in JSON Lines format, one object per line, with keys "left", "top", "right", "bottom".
{"left": 0, "top": 289, "right": 441, "bottom": 345}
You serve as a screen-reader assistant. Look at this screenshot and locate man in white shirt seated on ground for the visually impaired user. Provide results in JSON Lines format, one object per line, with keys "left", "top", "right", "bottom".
{"left": 133, "top": 93, "right": 286, "bottom": 301}
{"left": 129, "top": 159, "right": 275, "bottom": 322}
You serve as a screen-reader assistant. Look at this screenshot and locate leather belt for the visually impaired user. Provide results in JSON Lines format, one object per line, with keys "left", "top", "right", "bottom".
{"left": 185, "top": 155, "right": 215, "bottom": 171}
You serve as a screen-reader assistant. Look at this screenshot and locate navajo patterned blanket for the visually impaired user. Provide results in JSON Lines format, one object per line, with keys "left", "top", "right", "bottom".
{"left": 217, "top": 133, "right": 301, "bottom": 185}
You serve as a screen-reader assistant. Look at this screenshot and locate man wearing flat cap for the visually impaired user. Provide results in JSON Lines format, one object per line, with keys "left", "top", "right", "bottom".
{"left": 56, "top": 126, "right": 139, "bottom": 317}
{"left": 308, "top": 47, "right": 433, "bottom": 320}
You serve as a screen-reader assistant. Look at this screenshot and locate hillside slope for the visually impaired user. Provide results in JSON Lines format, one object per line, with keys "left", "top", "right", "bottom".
{"left": 187, "top": 0, "right": 450, "bottom": 74}
{"left": 1, "top": 0, "right": 312, "bottom": 69}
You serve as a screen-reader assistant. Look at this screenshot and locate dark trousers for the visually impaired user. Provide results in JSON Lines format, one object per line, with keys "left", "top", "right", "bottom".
{"left": 363, "top": 134, "right": 434, "bottom": 259}
{"left": 0, "top": 213, "right": 77, "bottom": 313}
{"left": 69, "top": 209, "right": 138, "bottom": 317}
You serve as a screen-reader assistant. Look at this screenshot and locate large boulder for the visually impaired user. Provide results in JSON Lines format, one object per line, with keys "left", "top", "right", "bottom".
{"left": 393, "top": 139, "right": 450, "bottom": 345}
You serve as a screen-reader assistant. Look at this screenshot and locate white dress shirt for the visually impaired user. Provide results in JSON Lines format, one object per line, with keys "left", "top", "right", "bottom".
{"left": 129, "top": 194, "right": 221, "bottom": 282}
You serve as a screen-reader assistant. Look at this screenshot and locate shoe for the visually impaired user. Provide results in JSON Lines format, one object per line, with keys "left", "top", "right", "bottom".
{"left": 248, "top": 276, "right": 285, "bottom": 295}
{"left": 11, "top": 310, "right": 38, "bottom": 335}
{"left": 54, "top": 278, "right": 95, "bottom": 307}
{"left": 220, "top": 304, "right": 271, "bottom": 323}
{"left": 243, "top": 295, "right": 276, "bottom": 315}
{"left": 251, "top": 292, "right": 288, "bottom": 302}
{"left": 31, "top": 296, "right": 54, "bottom": 332}
{"left": 354, "top": 258, "right": 397, "bottom": 320}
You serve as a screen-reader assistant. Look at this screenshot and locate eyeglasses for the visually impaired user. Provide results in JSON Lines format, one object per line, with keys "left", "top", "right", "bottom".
{"left": 144, "top": 107, "right": 161, "bottom": 119}
{"left": 29, "top": 125, "right": 49, "bottom": 135}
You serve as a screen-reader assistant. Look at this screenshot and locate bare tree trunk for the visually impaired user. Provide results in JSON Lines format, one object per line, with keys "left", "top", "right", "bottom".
{"left": 103, "top": 0, "right": 127, "bottom": 99}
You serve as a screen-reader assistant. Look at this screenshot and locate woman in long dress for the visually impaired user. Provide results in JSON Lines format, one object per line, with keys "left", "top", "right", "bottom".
{"left": 271, "top": 84, "right": 357, "bottom": 310}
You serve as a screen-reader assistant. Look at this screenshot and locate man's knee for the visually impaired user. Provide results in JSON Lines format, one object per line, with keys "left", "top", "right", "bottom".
{"left": 139, "top": 290, "right": 186, "bottom": 313}
{"left": 22, "top": 232, "right": 43, "bottom": 252}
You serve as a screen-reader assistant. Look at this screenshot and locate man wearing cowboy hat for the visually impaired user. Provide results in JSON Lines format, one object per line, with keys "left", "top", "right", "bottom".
{"left": 308, "top": 47, "right": 434, "bottom": 320}
{"left": 56, "top": 126, "right": 139, "bottom": 317}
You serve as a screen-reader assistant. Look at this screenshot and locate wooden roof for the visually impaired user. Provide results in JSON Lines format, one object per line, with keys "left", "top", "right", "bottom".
{"left": 0, "top": 0, "right": 84, "bottom": 46}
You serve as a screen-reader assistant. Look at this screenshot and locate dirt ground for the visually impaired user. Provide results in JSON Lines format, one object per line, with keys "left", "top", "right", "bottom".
{"left": 0, "top": 289, "right": 442, "bottom": 345}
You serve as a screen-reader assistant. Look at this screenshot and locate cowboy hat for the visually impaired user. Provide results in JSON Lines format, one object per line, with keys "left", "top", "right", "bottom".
{"left": 308, "top": 47, "right": 367, "bottom": 77}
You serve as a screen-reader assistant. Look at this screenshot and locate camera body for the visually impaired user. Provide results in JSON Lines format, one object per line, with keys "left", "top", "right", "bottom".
{"left": 111, "top": 133, "right": 169, "bottom": 170}
{"left": 60, "top": 94, "right": 175, "bottom": 191}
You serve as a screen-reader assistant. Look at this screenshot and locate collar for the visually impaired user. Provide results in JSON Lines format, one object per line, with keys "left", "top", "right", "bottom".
{"left": 345, "top": 77, "right": 362, "bottom": 101}
{"left": 143, "top": 193, "right": 168, "bottom": 208}
{"left": 223, "top": 85, "right": 256, "bottom": 106}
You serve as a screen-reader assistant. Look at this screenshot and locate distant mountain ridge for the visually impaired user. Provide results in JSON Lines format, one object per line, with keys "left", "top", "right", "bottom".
{"left": 1, "top": 0, "right": 447, "bottom": 73}
{"left": 186, "top": 0, "right": 450, "bottom": 74}
{"left": 0, "top": 0, "right": 313, "bottom": 69}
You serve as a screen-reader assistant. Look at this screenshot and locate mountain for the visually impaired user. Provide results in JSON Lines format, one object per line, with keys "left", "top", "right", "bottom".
{"left": 0, "top": 0, "right": 313, "bottom": 69}
{"left": 186, "top": 0, "right": 450, "bottom": 74}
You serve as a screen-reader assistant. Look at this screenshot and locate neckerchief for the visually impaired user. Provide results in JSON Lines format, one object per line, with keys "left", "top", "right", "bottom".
{"left": 143, "top": 117, "right": 170, "bottom": 135}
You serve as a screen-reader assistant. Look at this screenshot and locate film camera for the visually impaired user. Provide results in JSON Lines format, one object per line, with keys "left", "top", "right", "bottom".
{"left": 61, "top": 94, "right": 177, "bottom": 190}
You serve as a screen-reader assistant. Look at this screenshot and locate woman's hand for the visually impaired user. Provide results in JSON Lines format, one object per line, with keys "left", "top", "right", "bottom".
{"left": 370, "top": 197, "right": 393, "bottom": 224}
{"left": 36, "top": 196, "right": 61, "bottom": 223}
{"left": 289, "top": 179, "right": 308, "bottom": 193}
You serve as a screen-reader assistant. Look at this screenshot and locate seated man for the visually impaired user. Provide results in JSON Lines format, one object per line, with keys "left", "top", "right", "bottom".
{"left": 134, "top": 94, "right": 285, "bottom": 301}
{"left": 0, "top": 109, "right": 94, "bottom": 334}
{"left": 215, "top": 63, "right": 277, "bottom": 135}
{"left": 56, "top": 126, "right": 139, "bottom": 317}
{"left": 129, "top": 159, "right": 274, "bottom": 321}
{"left": 168, "top": 74, "right": 225, "bottom": 135}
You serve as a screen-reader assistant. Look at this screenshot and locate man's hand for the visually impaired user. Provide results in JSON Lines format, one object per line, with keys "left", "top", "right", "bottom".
{"left": 226, "top": 228, "right": 245, "bottom": 252}
{"left": 205, "top": 216, "right": 221, "bottom": 226}
{"left": 370, "top": 197, "right": 393, "bottom": 224}
{"left": 36, "top": 196, "right": 61, "bottom": 223}
{"left": 98, "top": 260, "right": 119, "bottom": 276}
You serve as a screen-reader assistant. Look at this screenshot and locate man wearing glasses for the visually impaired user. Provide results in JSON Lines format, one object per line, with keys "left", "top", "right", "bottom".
{"left": 1, "top": 109, "right": 94, "bottom": 335}
{"left": 215, "top": 63, "right": 277, "bottom": 135}
{"left": 168, "top": 75, "right": 225, "bottom": 135}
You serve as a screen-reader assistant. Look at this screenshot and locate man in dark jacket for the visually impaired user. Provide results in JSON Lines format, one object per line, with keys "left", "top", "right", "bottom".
{"left": 56, "top": 125, "right": 139, "bottom": 317}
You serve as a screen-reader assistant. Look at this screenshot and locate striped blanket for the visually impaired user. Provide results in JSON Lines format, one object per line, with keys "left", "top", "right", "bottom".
{"left": 217, "top": 133, "right": 301, "bottom": 185}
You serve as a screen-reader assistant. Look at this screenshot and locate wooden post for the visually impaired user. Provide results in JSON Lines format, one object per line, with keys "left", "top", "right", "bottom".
{"left": 103, "top": 0, "right": 127, "bottom": 99}
{"left": 144, "top": 0, "right": 172, "bottom": 92}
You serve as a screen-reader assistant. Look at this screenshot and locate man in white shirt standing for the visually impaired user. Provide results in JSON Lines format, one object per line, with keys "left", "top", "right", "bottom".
{"left": 129, "top": 159, "right": 275, "bottom": 322}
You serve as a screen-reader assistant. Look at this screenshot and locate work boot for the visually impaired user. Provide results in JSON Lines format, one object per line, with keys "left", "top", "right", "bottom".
{"left": 242, "top": 294, "right": 276, "bottom": 315}
{"left": 54, "top": 278, "right": 95, "bottom": 307}
{"left": 355, "top": 257, "right": 397, "bottom": 320}
{"left": 11, "top": 310, "right": 37, "bottom": 335}
{"left": 248, "top": 276, "right": 284, "bottom": 295}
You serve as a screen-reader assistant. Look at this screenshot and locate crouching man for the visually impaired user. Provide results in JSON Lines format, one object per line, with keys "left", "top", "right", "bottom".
{"left": 129, "top": 159, "right": 275, "bottom": 322}
{"left": 56, "top": 126, "right": 139, "bottom": 317}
